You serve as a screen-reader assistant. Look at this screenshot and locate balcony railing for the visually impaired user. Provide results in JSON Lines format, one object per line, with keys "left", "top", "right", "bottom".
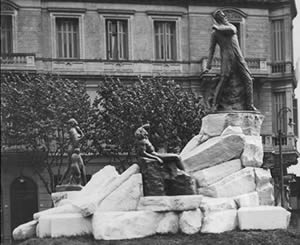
{"left": 262, "top": 134, "right": 296, "bottom": 150}
{"left": 1, "top": 53, "right": 36, "bottom": 69}
{"left": 200, "top": 57, "right": 267, "bottom": 72}
{"left": 271, "top": 61, "right": 292, "bottom": 73}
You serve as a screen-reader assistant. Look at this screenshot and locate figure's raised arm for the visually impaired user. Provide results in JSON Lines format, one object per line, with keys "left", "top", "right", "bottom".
{"left": 213, "top": 24, "right": 236, "bottom": 35}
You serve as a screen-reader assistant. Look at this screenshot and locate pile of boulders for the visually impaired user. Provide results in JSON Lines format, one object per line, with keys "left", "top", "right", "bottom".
{"left": 12, "top": 112, "right": 291, "bottom": 241}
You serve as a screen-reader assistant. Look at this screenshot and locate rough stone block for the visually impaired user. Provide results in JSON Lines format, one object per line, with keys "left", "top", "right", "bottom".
{"left": 156, "top": 212, "right": 179, "bottom": 234}
{"left": 181, "top": 134, "right": 245, "bottom": 173}
{"left": 200, "top": 196, "right": 237, "bottom": 213}
{"left": 198, "top": 167, "right": 256, "bottom": 198}
{"left": 179, "top": 209, "right": 203, "bottom": 234}
{"left": 180, "top": 135, "right": 202, "bottom": 157}
{"left": 254, "top": 168, "right": 272, "bottom": 188}
{"left": 12, "top": 220, "right": 37, "bottom": 240}
{"left": 79, "top": 165, "right": 119, "bottom": 197}
{"left": 256, "top": 183, "right": 275, "bottom": 206}
{"left": 221, "top": 126, "right": 243, "bottom": 136}
{"left": 198, "top": 112, "right": 264, "bottom": 137}
{"left": 241, "top": 136, "right": 263, "bottom": 167}
{"left": 34, "top": 204, "right": 80, "bottom": 220}
{"left": 238, "top": 206, "right": 291, "bottom": 230}
{"left": 51, "top": 190, "right": 81, "bottom": 207}
{"left": 51, "top": 213, "right": 92, "bottom": 238}
{"left": 97, "top": 174, "right": 143, "bottom": 211}
{"left": 233, "top": 191, "right": 259, "bottom": 208}
{"left": 201, "top": 209, "right": 237, "bottom": 233}
{"left": 37, "top": 215, "right": 52, "bottom": 238}
{"left": 92, "top": 211, "right": 162, "bottom": 240}
{"left": 138, "top": 195, "right": 203, "bottom": 212}
{"left": 72, "top": 164, "right": 140, "bottom": 216}
{"left": 193, "top": 159, "right": 242, "bottom": 187}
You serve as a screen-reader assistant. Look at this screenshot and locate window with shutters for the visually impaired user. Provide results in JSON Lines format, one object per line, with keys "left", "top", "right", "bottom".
{"left": 106, "top": 19, "right": 128, "bottom": 60}
{"left": 56, "top": 18, "right": 79, "bottom": 58}
{"left": 0, "top": 15, "right": 13, "bottom": 54}
{"left": 154, "top": 21, "right": 176, "bottom": 61}
{"left": 272, "top": 19, "right": 285, "bottom": 62}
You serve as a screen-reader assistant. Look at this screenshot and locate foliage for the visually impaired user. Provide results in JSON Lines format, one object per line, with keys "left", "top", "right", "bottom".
{"left": 1, "top": 72, "right": 94, "bottom": 194}
{"left": 91, "top": 76, "right": 206, "bottom": 170}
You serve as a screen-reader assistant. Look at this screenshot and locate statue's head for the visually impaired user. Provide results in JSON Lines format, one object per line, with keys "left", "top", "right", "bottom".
{"left": 67, "top": 118, "right": 78, "bottom": 127}
{"left": 73, "top": 148, "right": 80, "bottom": 154}
{"left": 134, "top": 124, "right": 150, "bottom": 140}
{"left": 212, "top": 10, "right": 227, "bottom": 24}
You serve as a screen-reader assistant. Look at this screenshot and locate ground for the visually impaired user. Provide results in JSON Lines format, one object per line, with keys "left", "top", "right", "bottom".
{"left": 14, "top": 229, "right": 300, "bottom": 245}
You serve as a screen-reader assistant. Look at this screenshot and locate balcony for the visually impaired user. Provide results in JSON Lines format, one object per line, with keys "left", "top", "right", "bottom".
{"left": 262, "top": 134, "right": 297, "bottom": 152}
{"left": 200, "top": 57, "right": 268, "bottom": 75}
{"left": 270, "top": 61, "right": 293, "bottom": 74}
{"left": 1, "top": 53, "right": 36, "bottom": 70}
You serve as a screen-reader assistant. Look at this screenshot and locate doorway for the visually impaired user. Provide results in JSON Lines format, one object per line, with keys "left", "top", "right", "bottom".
{"left": 10, "top": 176, "right": 38, "bottom": 233}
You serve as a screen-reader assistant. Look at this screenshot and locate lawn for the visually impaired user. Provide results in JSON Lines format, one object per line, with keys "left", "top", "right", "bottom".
{"left": 16, "top": 229, "right": 300, "bottom": 245}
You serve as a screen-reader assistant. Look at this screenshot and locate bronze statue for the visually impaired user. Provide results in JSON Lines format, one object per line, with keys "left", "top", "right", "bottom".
{"left": 134, "top": 123, "right": 185, "bottom": 171}
{"left": 205, "top": 10, "right": 256, "bottom": 111}
{"left": 67, "top": 118, "right": 86, "bottom": 185}
{"left": 69, "top": 148, "right": 87, "bottom": 185}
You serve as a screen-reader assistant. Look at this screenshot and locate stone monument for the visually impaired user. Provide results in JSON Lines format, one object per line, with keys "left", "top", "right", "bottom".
{"left": 12, "top": 10, "right": 291, "bottom": 242}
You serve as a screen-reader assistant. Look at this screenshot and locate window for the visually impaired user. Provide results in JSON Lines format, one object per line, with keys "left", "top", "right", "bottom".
{"left": 272, "top": 20, "right": 285, "bottom": 61}
{"left": 0, "top": 15, "right": 13, "bottom": 53}
{"left": 154, "top": 21, "right": 176, "bottom": 61}
{"left": 273, "top": 92, "right": 287, "bottom": 133}
{"left": 106, "top": 19, "right": 128, "bottom": 60}
{"left": 56, "top": 18, "right": 79, "bottom": 58}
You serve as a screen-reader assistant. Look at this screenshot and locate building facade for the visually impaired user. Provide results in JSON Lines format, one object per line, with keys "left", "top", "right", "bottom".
{"left": 1, "top": 0, "right": 299, "bottom": 243}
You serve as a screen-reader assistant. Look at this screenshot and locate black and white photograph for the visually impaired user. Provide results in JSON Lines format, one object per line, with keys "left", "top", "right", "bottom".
{"left": 1, "top": 0, "right": 300, "bottom": 244}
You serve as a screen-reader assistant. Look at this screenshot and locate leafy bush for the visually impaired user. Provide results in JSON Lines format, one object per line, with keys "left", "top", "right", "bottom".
{"left": 1, "top": 72, "right": 94, "bottom": 193}
{"left": 91, "top": 76, "right": 206, "bottom": 169}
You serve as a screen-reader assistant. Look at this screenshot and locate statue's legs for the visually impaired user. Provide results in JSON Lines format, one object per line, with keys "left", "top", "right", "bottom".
{"left": 243, "top": 76, "right": 257, "bottom": 111}
{"left": 157, "top": 153, "right": 185, "bottom": 171}
{"left": 212, "top": 75, "right": 229, "bottom": 110}
{"left": 79, "top": 163, "right": 87, "bottom": 185}
{"left": 69, "top": 163, "right": 81, "bottom": 185}
{"left": 238, "top": 63, "right": 257, "bottom": 111}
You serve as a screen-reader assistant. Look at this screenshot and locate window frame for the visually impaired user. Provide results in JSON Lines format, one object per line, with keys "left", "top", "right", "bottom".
{"left": 106, "top": 19, "right": 129, "bottom": 60}
{"left": 99, "top": 13, "right": 133, "bottom": 61}
{"left": 271, "top": 18, "right": 285, "bottom": 62}
{"left": 0, "top": 6, "right": 17, "bottom": 54}
{"left": 150, "top": 16, "right": 181, "bottom": 62}
{"left": 50, "top": 13, "right": 85, "bottom": 59}
{"left": 154, "top": 21, "right": 177, "bottom": 61}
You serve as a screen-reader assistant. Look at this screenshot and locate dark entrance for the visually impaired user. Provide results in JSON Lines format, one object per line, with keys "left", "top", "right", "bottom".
{"left": 10, "top": 177, "right": 38, "bottom": 233}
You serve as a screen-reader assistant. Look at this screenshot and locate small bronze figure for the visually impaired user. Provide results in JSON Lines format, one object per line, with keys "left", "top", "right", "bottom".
{"left": 67, "top": 118, "right": 86, "bottom": 185}
{"left": 205, "top": 10, "right": 256, "bottom": 111}
{"left": 135, "top": 123, "right": 185, "bottom": 171}
{"left": 69, "top": 148, "right": 87, "bottom": 185}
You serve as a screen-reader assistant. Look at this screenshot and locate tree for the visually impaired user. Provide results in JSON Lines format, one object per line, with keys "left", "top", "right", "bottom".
{"left": 91, "top": 76, "right": 206, "bottom": 171}
{"left": 1, "top": 72, "right": 94, "bottom": 194}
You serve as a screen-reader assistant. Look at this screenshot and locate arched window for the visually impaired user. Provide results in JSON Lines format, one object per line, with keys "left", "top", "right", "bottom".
{"left": 10, "top": 176, "right": 38, "bottom": 233}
